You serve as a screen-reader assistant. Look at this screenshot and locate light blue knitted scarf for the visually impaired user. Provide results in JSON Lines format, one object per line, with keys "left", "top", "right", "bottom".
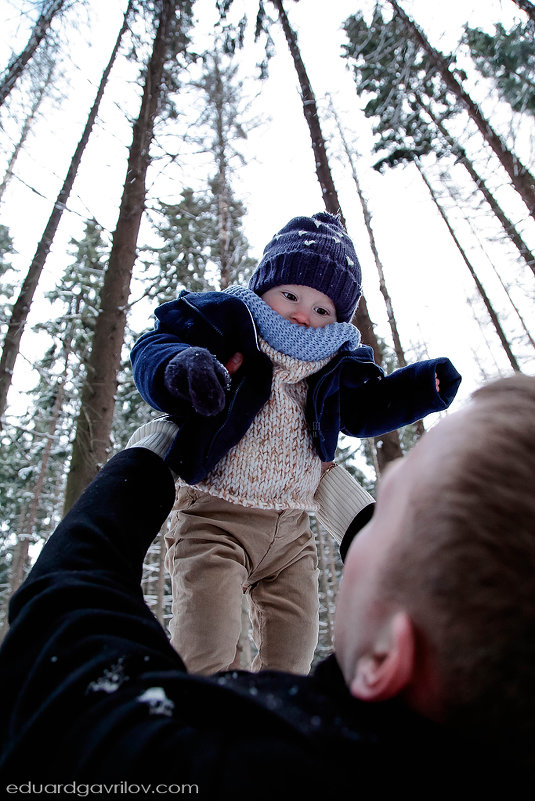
{"left": 224, "top": 285, "right": 361, "bottom": 360}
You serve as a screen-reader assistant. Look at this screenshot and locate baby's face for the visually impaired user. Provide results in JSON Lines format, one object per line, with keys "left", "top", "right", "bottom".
{"left": 261, "top": 284, "right": 336, "bottom": 328}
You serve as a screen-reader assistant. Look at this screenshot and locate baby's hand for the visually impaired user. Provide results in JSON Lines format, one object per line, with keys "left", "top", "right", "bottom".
{"left": 435, "top": 373, "right": 440, "bottom": 392}
{"left": 164, "top": 347, "right": 230, "bottom": 416}
{"left": 225, "top": 352, "right": 243, "bottom": 375}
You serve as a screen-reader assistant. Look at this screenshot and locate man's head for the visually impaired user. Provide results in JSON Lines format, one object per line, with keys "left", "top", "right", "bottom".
{"left": 335, "top": 374, "right": 535, "bottom": 750}
{"left": 249, "top": 212, "right": 362, "bottom": 323}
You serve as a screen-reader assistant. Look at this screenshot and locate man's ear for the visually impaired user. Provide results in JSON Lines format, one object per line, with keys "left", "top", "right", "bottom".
{"left": 349, "top": 611, "right": 415, "bottom": 702}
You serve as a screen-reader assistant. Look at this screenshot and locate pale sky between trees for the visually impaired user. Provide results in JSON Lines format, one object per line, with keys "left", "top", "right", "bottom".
{"left": 0, "top": 0, "right": 533, "bottom": 417}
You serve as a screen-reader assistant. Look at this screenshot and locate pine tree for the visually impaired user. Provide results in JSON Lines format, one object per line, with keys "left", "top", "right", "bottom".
{"left": 343, "top": 8, "right": 535, "bottom": 276}
{"left": 422, "top": 105, "right": 535, "bottom": 276}
{"left": 415, "top": 163, "right": 521, "bottom": 372}
{"left": 386, "top": 0, "right": 535, "bottom": 218}
{"left": 464, "top": 18, "right": 535, "bottom": 116}
{"left": 138, "top": 40, "right": 256, "bottom": 310}
{"left": 0, "top": 219, "right": 109, "bottom": 636}
{"left": 0, "top": 0, "right": 68, "bottom": 108}
{"left": 343, "top": 13, "right": 524, "bottom": 369}
{"left": 151, "top": 189, "right": 220, "bottom": 300}
{"left": 0, "top": 48, "right": 56, "bottom": 205}
{"left": 0, "top": 0, "right": 133, "bottom": 423}
{"left": 329, "top": 99, "right": 426, "bottom": 438}
{"left": 63, "top": 0, "right": 195, "bottom": 512}
{"left": 149, "top": 184, "right": 255, "bottom": 305}
{"left": 0, "top": 418, "right": 37, "bottom": 635}
{"left": 191, "top": 46, "right": 257, "bottom": 289}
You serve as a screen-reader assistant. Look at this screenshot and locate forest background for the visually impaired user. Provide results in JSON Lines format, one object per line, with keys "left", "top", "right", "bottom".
{"left": 0, "top": 0, "right": 533, "bottom": 664}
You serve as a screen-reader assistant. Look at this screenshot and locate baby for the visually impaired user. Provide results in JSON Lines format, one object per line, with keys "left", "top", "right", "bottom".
{"left": 130, "top": 211, "right": 461, "bottom": 674}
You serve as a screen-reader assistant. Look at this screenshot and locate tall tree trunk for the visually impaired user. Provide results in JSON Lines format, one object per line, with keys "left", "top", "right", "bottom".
{"left": 269, "top": 0, "right": 339, "bottom": 216}
{"left": 229, "top": 596, "right": 253, "bottom": 670}
{"left": 0, "top": 368, "right": 67, "bottom": 641}
{"left": 388, "top": 0, "right": 535, "bottom": 219}
{"left": 486, "top": 264, "right": 535, "bottom": 351}
{"left": 330, "top": 100, "right": 426, "bottom": 438}
{"left": 213, "top": 55, "right": 232, "bottom": 289}
{"left": 63, "top": 0, "right": 178, "bottom": 512}
{"left": 0, "top": 0, "right": 67, "bottom": 108}
{"left": 330, "top": 99, "right": 406, "bottom": 367}
{"left": 316, "top": 525, "right": 333, "bottom": 646}
{"left": 420, "top": 99, "right": 535, "bottom": 277}
{"left": 141, "top": 527, "right": 167, "bottom": 626}
{"left": 142, "top": 536, "right": 162, "bottom": 620}
{"left": 416, "top": 162, "right": 521, "bottom": 372}
{"left": 0, "top": 2, "right": 132, "bottom": 423}
{"left": 155, "top": 528, "right": 167, "bottom": 625}
{"left": 270, "top": 0, "right": 402, "bottom": 469}
{"left": 466, "top": 293, "right": 508, "bottom": 376}
{"left": 448, "top": 185, "right": 535, "bottom": 352}
{"left": 0, "top": 61, "right": 54, "bottom": 204}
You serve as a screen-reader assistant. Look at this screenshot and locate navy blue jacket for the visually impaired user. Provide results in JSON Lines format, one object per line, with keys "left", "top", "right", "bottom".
{"left": 131, "top": 291, "right": 462, "bottom": 483}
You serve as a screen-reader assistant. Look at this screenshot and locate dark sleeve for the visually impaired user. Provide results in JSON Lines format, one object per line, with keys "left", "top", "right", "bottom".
{"left": 0, "top": 450, "right": 184, "bottom": 780}
{"left": 131, "top": 314, "right": 195, "bottom": 414}
{"left": 339, "top": 504, "right": 376, "bottom": 562}
{"left": 341, "top": 357, "right": 462, "bottom": 438}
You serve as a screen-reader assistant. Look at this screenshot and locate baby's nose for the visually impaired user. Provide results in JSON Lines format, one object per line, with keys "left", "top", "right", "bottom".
{"left": 291, "top": 309, "right": 310, "bottom": 326}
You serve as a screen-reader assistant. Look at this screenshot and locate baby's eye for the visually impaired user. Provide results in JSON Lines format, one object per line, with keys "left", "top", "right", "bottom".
{"left": 315, "top": 306, "right": 332, "bottom": 317}
{"left": 283, "top": 291, "right": 298, "bottom": 301}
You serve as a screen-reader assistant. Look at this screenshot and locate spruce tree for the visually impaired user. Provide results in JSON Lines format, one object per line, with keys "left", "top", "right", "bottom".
{"left": 0, "top": 220, "right": 109, "bottom": 636}
{"left": 343, "top": 8, "right": 535, "bottom": 278}
{"left": 464, "top": 19, "right": 535, "bottom": 116}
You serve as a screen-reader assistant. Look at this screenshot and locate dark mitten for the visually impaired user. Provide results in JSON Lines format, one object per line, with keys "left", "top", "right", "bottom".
{"left": 435, "top": 358, "right": 462, "bottom": 406}
{"left": 164, "top": 347, "right": 230, "bottom": 416}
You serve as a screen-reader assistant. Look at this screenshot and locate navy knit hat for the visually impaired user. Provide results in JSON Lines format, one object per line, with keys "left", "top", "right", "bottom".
{"left": 249, "top": 211, "right": 362, "bottom": 323}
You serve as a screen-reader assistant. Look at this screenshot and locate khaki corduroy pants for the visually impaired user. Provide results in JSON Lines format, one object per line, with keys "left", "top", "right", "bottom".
{"left": 165, "top": 486, "right": 319, "bottom": 675}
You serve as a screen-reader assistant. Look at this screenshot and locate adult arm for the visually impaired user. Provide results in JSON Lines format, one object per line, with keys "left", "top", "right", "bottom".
{"left": 0, "top": 450, "right": 181, "bottom": 780}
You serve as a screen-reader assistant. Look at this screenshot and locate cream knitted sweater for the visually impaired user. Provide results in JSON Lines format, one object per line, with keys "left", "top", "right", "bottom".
{"left": 189, "top": 339, "right": 331, "bottom": 510}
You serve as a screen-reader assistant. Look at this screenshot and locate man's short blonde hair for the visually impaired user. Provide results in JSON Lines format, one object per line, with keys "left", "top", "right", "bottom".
{"left": 382, "top": 374, "right": 535, "bottom": 754}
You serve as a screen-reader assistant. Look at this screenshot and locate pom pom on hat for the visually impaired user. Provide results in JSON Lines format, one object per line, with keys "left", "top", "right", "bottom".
{"left": 249, "top": 211, "right": 362, "bottom": 323}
